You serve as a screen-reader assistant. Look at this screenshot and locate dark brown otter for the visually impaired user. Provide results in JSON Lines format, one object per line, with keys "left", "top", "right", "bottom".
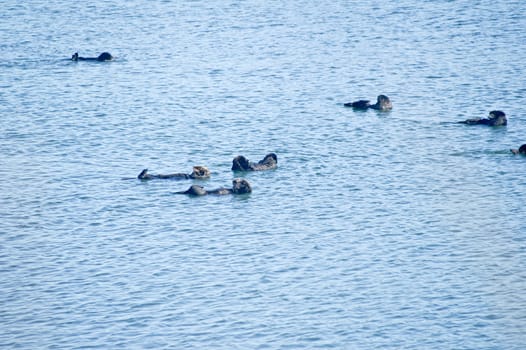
{"left": 71, "top": 52, "right": 114, "bottom": 62}
{"left": 175, "top": 178, "right": 252, "bottom": 196}
{"left": 459, "top": 110, "right": 507, "bottom": 126}
{"left": 231, "top": 153, "right": 277, "bottom": 171}
{"left": 344, "top": 95, "right": 392, "bottom": 111}
{"left": 138, "top": 166, "right": 210, "bottom": 180}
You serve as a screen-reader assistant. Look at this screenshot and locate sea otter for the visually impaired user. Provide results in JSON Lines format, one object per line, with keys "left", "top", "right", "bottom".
{"left": 138, "top": 166, "right": 210, "bottom": 180}
{"left": 458, "top": 110, "right": 507, "bottom": 126}
{"left": 175, "top": 178, "right": 252, "bottom": 196}
{"left": 71, "top": 52, "right": 114, "bottom": 62}
{"left": 510, "top": 144, "right": 526, "bottom": 155}
{"left": 344, "top": 95, "right": 393, "bottom": 111}
{"left": 231, "top": 153, "right": 277, "bottom": 171}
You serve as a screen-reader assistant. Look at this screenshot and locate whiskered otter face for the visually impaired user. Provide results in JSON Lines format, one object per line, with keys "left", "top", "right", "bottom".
{"left": 377, "top": 95, "right": 392, "bottom": 105}
{"left": 232, "top": 178, "right": 252, "bottom": 194}
{"left": 263, "top": 153, "right": 278, "bottom": 164}
{"left": 191, "top": 166, "right": 210, "bottom": 179}
{"left": 232, "top": 156, "right": 250, "bottom": 171}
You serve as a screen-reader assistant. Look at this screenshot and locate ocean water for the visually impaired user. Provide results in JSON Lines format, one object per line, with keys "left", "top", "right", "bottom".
{"left": 1, "top": 0, "right": 525, "bottom": 349}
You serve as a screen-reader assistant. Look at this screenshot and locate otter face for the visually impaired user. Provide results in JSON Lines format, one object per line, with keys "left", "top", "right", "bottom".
{"left": 263, "top": 153, "right": 278, "bottom": 164}
{"left": 488, "top": 111, "right": 507, "bottom": 126}
{"left": 186, "top": 185, "right": 207, "bottom": 196}
{"left": 377, "top": 95, "right": 392, "bottom": 110}
{"left": 232, "top": 178, "right": 252, "bottom": 194}
{"left": 232, "top": 156, "right": 251, "bottom": 171}
{"left": 190, "top": 166, "right": 211, "bottom": 179}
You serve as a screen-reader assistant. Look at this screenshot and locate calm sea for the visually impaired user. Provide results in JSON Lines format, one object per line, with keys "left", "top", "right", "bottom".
{"left": 1, "top": 0, "right": 525, "bottom": 349}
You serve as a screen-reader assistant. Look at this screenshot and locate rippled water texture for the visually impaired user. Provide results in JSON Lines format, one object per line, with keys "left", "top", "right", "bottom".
{"left": 1, "top": 0, "right": 525, "bottom": 349}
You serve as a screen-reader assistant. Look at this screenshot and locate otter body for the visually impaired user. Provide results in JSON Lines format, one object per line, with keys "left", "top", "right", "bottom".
{"left": 344, "top": 95, "right": 392, "bottom": 111}
{"left": 138, "top": 166, "right": 210, "bottom": 180}
{"left": 71, "top": 52, "right": 114, "bottom": 62}
{"left": 459, "top": 110, "right": 507, "bottom": 126}
{"left": 232, "top": 153, "right": 277, "bottom": 171}
{"left": 176, "top": 179, "right": 252, "bottom": 196}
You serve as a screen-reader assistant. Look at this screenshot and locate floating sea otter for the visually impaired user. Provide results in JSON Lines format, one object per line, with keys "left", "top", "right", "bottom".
{"left": 138, "top": 166, "right": 211, "bottom": 180}
{"left": 71, "top": 52, "right": 114, "bottom": 62}
{"left": 175, "top": 178, "right": 252, "bottom": 196}
{"left": 344, "top": 95, "right": 393, "bottom": 111}
{"left": 232, "top": 153, "right": 277, "bottom": 171}
{"left": 458, "top": 110, "right": 507, "bottom": 126}
{"left": 510, "top": 144, "right": 526, "bottom": 155}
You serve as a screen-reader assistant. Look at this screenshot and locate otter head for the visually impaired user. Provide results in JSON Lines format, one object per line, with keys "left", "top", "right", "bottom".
{"left": 232, "top": 155, "right": 251, "bottom": 171}
{"left": 263, "top": 153, "right": 277, "bottom": 164}
{"left": 97, "top": 52, "right": 113, "bottom": 61}
{"left": 489, "top": 110, "right": 505, "bottom": 119}
{"left": 190, "top": 166, "right": 211, "bottom": 179}
{"left": 185, "top": 185, "right": 207, "bottom": 196}
{"left": 488, "top": 110, "right": 507, "bottom": 126}
{"left": 376, "top": 95, "right": 392, "bottom": 110}
{"left": 232, "top": 178, "right": 252, "bottom": 194}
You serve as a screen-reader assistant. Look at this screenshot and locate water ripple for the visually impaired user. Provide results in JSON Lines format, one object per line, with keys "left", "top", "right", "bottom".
{"left": 1, "top": 0, "right": 525, "bottom": 349}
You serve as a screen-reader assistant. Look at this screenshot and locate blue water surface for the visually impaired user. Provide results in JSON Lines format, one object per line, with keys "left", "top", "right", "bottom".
{"left": 1, "top": 0, "right": 525, "bottom": 349}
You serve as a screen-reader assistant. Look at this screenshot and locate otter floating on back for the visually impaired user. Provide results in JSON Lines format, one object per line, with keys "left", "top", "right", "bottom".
{"left": 71, "top": 52, "right": 114, "bottom": 62}
{"left": 458, "top": 110, "right": 507, "bottom": 126}
{"left": 175, "top": 178, "right": 252, "bottom": 196}
{"left": 232, "top": 153, "right": 277, "bottom": 172}
{"left": 138, "top": 166, "right": 210, "bottom": 180}
{"left": 344, "top": 95, "right": 393, "bottom": 111}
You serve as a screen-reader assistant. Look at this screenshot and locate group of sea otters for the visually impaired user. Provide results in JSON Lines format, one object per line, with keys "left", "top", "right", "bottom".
{"left": 73, "top": 53, "right": 525, "bottom": 195}
{"left": 345, "top": 94, "right": 524, "bottom": 151}
{"left": 138, "top": 153, "right": 278, "bottom": 196}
